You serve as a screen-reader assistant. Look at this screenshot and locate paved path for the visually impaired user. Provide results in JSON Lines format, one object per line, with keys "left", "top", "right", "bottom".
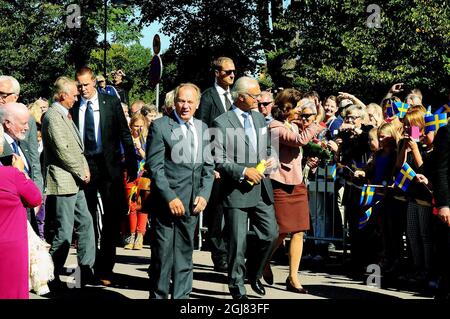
{"left": 30, "top": 245, "right": 433, "bottom": 300}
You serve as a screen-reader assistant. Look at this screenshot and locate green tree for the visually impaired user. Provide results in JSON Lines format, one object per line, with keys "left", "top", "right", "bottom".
{"left": 0, "top": 0, "right": 141, "bottom": 103}
{"left": 90, "top": 43, "right": 155, "bottom": 104}
{"left": 267, "top": 0, "right": 450, "bottom": 105}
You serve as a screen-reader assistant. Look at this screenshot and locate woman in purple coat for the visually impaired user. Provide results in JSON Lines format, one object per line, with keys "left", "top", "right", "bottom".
{"left": 0, "top": 124, "right": 42, "bottom": 299}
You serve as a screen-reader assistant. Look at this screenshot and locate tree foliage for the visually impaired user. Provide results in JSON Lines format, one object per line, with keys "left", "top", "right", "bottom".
{"left": 0, "top": 0, "right": 141, "bottom": 103}
{"left": 267, "top": 0, "right": 450, "bottom": 105}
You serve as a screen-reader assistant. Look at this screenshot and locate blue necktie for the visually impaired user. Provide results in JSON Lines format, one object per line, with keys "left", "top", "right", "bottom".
{"left": 84, "top": 101, "right": 97, "bottom": 155}
{"left": 11, "top": 141, "right": 30, "bottom": 175}
{"left": 11, "top": 140, "right": 20, "bottom": 155}
{"left": 242, "top": 112, "right": 256, "bottom": 151}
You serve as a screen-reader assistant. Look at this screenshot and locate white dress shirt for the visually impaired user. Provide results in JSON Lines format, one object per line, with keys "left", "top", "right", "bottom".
{"left": 173, "top": 111, "right": 199, "bottom": 161}
{"left": 79, "top": 92, "right": 103, "bottom": 153}
{"left": 4, "top": 133, "right": 30, "bottom": 171}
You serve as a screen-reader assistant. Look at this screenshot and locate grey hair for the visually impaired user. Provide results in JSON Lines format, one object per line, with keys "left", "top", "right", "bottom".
{"left": 300, "top": 99, "right": 317, "bottom": 114}
{"left": 344, "top": 104, "right": 367, "bottom": 121}
{"left": 0, "top": 75, "right": 21, "bottom": 95}
{"left": 231, "top": 76, "right": 258, "bottom": 102}
{"left": 53, "top": 76, "right": 77, "bottom": 101}
{"left": 260, "top": 91, "right": 273, "bottom": 101}
{"left": 164, "top": 90, "right": 175, "bottom": 108}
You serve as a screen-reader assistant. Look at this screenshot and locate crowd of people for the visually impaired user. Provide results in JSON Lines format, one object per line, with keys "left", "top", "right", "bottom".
{"left": 0, "top": 56, "right": 449, "bottom": 300}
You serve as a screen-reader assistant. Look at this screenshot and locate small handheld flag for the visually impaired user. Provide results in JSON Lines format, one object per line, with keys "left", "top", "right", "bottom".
{"left": 395, "top": 162, "right": 416, "bottom": 192}
{"left": 425, "top": 113, "right": 447, "bottom": 134}
{"left": 359, "top": 207, "right": 373, "bottom": 230}
{"left": 327, "top": 164, "right": 337, "bottom": 181}
{"left": 360, "top": 185, "right": 367, "bottom": 205}
{"left": 385, "top": 101, "right": 399, "bottom": 117}
{"left": 393, "top": 102, "right": 409, "bottom": 118}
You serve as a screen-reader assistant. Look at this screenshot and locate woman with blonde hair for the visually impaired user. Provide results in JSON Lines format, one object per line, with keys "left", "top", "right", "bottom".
{"left": 123, "top": 113, "right": 150, "bottom": 250}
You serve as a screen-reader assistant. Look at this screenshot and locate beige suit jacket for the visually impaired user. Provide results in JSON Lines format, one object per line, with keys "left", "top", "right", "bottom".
{"left": 42, "top": 103, "right": 89, "bottom": 195}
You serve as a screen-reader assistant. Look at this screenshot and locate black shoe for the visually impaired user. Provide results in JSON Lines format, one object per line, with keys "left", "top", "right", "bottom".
{"left": 213, "top": 260, "right": 228, "bottom": 272}
{"left": 286, "top": 278, "right": 308, "bottom": 294}
{"left": 250, "top": 279, "right": 266, "bottom": 296}
{"left": 263, "top": 264, "right": 274, "bottom": 285}
{"left": 232, "top": 294, "right": 248, "bottom": 299}
{"left": 48, "top": 279, "right": 68, "bottom": 292}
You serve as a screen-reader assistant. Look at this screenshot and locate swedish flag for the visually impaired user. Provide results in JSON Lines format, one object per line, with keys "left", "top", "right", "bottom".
{"left": 395, "top": 163, "right": 416, "bottom": 192}
{"left": 360, "top": 185, "right": 367, "bottom": 205}
{"left": 393, "top": 102, "right": 409, "bottom": 118}
{"left": 327, "top": 164, "right": 337, "bottom": 181}
{"left": 359, "top": 207, "right": 373, "bottom": 230}
{"left": 385, "top": 101, "right": 399, "bottom": 117}
{"left": 364, "top": 185, "right": 375, "bottom": 206}
{"left": 425, "top": 113, "right": 447, "bottom": 134}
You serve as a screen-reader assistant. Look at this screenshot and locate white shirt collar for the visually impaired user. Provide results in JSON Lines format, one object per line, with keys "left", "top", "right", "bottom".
{"left": 214, "top": 81, "right": 230, "bottom": 96}
{"left": 4, "top": 133, "right": 15, "bottom": 145}
{"left": 81, "top": 92, "right": 99, "bottom": 109}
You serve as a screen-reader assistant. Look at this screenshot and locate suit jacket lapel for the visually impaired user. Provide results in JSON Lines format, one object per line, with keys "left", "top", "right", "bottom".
{"left": 227, "top": 110, "right": 250, "bottom": 148}
{"left": 53, "top": 104, "right": 84, "bottom": 149}
{"left": 211, "top": 88, "right": 226, "bottom": 114}
{"left": 98, "top": 94, "right": 106, "bottom": 145}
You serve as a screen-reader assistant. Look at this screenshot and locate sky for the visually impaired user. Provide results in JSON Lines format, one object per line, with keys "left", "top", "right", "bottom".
{"left": 140, "top": 21, "right": 171, "bottom": 54}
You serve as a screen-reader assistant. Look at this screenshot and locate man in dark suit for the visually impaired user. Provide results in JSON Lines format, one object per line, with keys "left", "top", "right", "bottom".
{"left": 42, "top": 76, "right": 95, "bottom": 289}
{"left": 72, "top": 66, "right": 137, "bottom": 285}
{"left": 195, "top": 56, "right": 235, "bottom": 272}
{"left": 212, "top": 76, "right": 278, "bottom": 299}
{"left": 0, "top": 76, "right": 43, "bottom": 234}
{"left": 146, "top": 83, "right": 214, "bottom": 299}
{"left": 431, "top": 122, "right": 450, "bottom": 299}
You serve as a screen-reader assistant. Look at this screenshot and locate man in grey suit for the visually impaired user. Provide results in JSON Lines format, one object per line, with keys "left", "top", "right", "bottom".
{"left": 146, "top": 83, "right": 215, "bottom": 299}
{"left": 195, "top": 57, "right": 236, "bottom": 272}
{"left": 212, "top": 76, "right": 278, "bottom": 299}
{"left": 42, "top": 76, "right": 95, "bottom": 289}
{"left": 0, "top": 76, "right": 43, "bottom": 234}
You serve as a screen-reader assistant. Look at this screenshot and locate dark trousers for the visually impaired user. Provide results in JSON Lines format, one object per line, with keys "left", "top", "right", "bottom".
{"left": 225, "top": 199, "right": 278, "bottom": 296}
{"left": 149, "top": 210, "right": 198, "bottom": 299}
{"left": 46, "top": 191, "right": 96, "bottom": 280}
{"left": 204, "top": 179, "right": 228, "bottom": 264}
{"left": 84, "top": 154, "right": 126, "bottom": 278}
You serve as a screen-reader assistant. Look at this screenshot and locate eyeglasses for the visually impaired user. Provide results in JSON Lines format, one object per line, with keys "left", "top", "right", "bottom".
{"left": 258, "top": 101, "right": 272, "bottom": 108}
{"left": 222, "top": 69, "right": 235, "bottom": 76}
{"left": 345, "top": 115, "right": 360, "bottom": 121}
{"left": 300, "top": 113, "right": 315, "bottom": 120}
{"left": 245, "top": 93, "right": 261, "bottom": 101}
{"left": 0, "top": 92, "right": 15, "bottom": 99}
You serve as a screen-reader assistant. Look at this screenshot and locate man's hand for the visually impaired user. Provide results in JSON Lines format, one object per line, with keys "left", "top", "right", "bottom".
{"left": 214, "top": 170, "right": 221, "bottom": 179}
{"left": 83, "top": 169, "right": 91, "bottom": 184}
{"left": 327, "top": 140, "right": 339, "bottom": 153}
{"left": 389, "top": 83, "right": 404, "bottom": 94}
{"left": 169, "top": 198, "right": 185, "bottom": 216}
{"left": 244, "top": 167, "right": 264, "bottom": 184}
{"left": 437, "top": 207, "right": 450, "bottom": 227}
{"left": 193, "top": 196, "right": 207, "bottom": 214}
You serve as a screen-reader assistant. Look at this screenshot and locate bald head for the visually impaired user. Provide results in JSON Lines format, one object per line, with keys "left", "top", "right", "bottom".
{"left": 2, "top": 102, "right": 30, "bottom": 141}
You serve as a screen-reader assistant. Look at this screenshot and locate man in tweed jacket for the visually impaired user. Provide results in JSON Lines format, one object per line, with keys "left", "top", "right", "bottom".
{"left": 42, "top": 76, "right": 95, "bottom": 290}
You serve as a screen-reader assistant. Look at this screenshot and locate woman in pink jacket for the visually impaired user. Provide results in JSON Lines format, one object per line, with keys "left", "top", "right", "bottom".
{"left": 264, "top": 93, "right": 323, "bottom": 293}
{"left": 0, "top": 124, "right": 42, "bottom": 299}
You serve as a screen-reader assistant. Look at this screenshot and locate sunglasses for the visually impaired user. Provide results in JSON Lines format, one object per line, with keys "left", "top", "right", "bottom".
{"left": 258, "top": 101, "right": 272, "bottom": 107}
{"left": 300, "top": 113, "right": 315, "bottom": 120}
{"left": 222, "top": 69, "right": 235, "bottom": 76}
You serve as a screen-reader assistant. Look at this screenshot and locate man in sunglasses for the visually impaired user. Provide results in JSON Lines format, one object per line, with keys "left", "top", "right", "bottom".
{"left": 195, "top": 56, "right": 236, "bottom": 273}
{"left": 257, "top": 91, "right": 274, "bottom": 125}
